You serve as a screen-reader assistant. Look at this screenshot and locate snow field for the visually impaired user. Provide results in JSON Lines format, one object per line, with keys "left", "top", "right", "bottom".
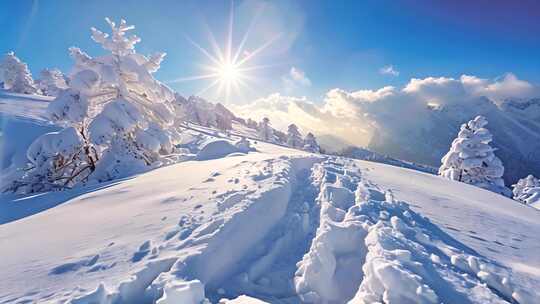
{"left": 121, "top": 156, "right": 538, "bottom": 303}
{"left": 62, "top": 155, "right": 321, "bottom": 304}
{"left": 1, "top": 144, "right": 539, "bottom": 303}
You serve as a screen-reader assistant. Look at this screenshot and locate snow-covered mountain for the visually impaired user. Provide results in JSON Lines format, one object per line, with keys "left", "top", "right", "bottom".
{"left": 1, "top": 92, "right": 540, "bottom": 304}
{"left": 368, "top": 96, "right": 540, "bottom": 184}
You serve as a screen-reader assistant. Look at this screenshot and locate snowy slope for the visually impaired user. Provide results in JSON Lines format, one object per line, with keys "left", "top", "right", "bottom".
{"left": 1, "top": 139, "right": 539, "bottom": 303}
{"left": 0, "top": 91, "right": 52, "bottom": 121}
{"left": 0, "top": 91, "right": 59, "bottom": 189}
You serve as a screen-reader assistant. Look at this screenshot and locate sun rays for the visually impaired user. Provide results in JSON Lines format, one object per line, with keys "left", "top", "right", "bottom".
{"left": 167, "top": 2, "right": 282, "bottom": 103}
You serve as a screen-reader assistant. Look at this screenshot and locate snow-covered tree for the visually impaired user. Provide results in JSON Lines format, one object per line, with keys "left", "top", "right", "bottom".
{"left": 287, "top": 124, "right": 303, "bottom": 148}
{"left": 274, "top": 130, "right": 287, "bottom": 144}
{"left": 0, "top": 52, "right": 39, "bottom": 94}
{"left": 246, "top": 118, "right": 258, "bottom": 130}
{"left": 173, "top": 94, "right": 196, "bottom": 124}
{"left": 235, "top": 137, "right": 254, "bottom": 153}
{"left": 190, "top": 96, "right": 218, "bottom": 127}
{"left": 5, "top": 127, "right": 89, "bottom": 193}
{"left": 512, "top": 175, "right": 540, "bottom": 206}
{"left": 214, "top": 103, "right": 234, "bottom": 131}
{"left": 7, "top": 18, "right": 179, "bottom": 193}
{"left": 173, "top": 95, "right": 234, "bottom": 131}
{"left": 439, "top": 116, "right": 509, "bottom": 195}
{"left": 75, "top": 18, "right": 176, "bottom": 182}
{"left": 303, "top": 132, "right": 321, "bottom": 153}
{"left": 36, "top": 68, "right": 68, "bottom": 96}
{"left": 258, "top": 117, "right": 274, "bottom": 142}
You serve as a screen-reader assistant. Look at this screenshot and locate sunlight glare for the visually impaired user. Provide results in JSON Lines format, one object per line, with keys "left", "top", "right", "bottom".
{"left": 218, "top": 62, "right": 240, "bottom": 83}
{"left": 167, "top": 2, "right": 280, "bottom": 103}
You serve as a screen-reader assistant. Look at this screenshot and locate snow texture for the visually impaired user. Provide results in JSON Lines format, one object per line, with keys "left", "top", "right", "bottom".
{"left": 1, "top": 137, "right": 538, "bottom": 304}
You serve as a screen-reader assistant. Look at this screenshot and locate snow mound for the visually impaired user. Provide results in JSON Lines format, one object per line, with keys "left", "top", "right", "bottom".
{"left": 156, "top": 279, "right": 206, "bottom": 304}
{"left": 219, "top": 295, "right": 269, "bottom": 303}
{"left": 196, "top": 139, "right": 244, "bottom": 161}
{"left": 0, "top": 94, "right": 58, "bottom": 189}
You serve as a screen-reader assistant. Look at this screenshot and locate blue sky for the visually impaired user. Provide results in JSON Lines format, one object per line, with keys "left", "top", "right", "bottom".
{"left": 2, "top": 0, "right": 539, "bottom": 104}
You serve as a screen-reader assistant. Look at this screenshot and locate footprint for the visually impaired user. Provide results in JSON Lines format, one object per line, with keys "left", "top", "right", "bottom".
{"left": 445, "top": 226, "right": 461, "bottom": 232}
{"left": 87, "top": 262, "right": 116, "bottom": 273}
{"left": 49, "top": 254, "right": 100, "bottom": 275}
{"left": 192, "top": 218, "right": 225, "bottom": 238}
{"left": 252, "top": 172, "right": 272, "bottom": 181}
{"left": 217, "top": 192, "right": 249, "bottom": 212}
{"left": 132, "top": 241, "right": 152, "bottom": 262}
{"left": 469, "top": 235, "right": 488, "bottom": 242}
{"left": 178, "top": 228, "right": 194, "bottom": 240}
{"left": 486, "top": 247, "right": 500, "bottom": 253}
{"left": 164, "top": 230, "right": 180, "bottom": 241}
{"left": 161, "top": 196, "right": 181, "bottom": 204}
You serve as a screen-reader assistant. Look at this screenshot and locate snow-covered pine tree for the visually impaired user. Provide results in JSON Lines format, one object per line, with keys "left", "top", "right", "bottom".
{"left": 0, "top": 52, "right": 39, "bottom": 94}
{"left": 214, "top": 103, "right": 234, "bottom": 131}
{"left": 6, "top": 18, "right": 179, "bottom": 193}
{"left": 173, "top": 94, "right": 197, "bottom": 125}
{"left": 37, "top": 68, "right": 68, "bottom": 96}
{"left": 512, "top": 175, "right": 540, "bottom": 206}
{"left": 71, "top": 18, "right": 178, "bottom": 182}
{"left": 439, "top": 115, "right": 509, "bottom": 195}
{"left": 287, "top": 124, "right": 303, "bottom": 148}
{"left": 274, "top": 130, "right": 287, "bottom": 144}
{"left": 303, "top": 132, "right": 321, "bottom": 153}
{"left": 258, "top": 117, "right": 274, "bottom": 142}
{"left": 189, "top": 96, "right": 217, "bottom": 127}
{"left": 246, "top": 118, "right": 258, "bottom": 130}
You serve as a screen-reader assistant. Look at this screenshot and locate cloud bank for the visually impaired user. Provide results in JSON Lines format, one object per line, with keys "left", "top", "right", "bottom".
{"left": 232, "top": 73, "right": 539, "bottom": 150}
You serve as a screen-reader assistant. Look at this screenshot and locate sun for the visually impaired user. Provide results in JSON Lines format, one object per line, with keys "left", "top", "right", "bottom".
{"left": 217, "top": 62, "right": 240, "bottom": 84}
{"left": 167, "top": 2, "right": 281, "bottom": 103}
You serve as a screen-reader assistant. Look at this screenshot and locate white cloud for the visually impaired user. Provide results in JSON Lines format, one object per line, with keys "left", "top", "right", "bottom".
{"left": 282, "top": 67, "right": 312, "bottom": 92}
{"left": 402, "top": 76, "right": 467, "bottom": 105}
{"left": 235, "top": 73, "right": 539, "bottom": 150}
{"left": 379, "top": 65, "right": 399, "bottom": 76}
{"left": 468, "top": 73, "right": 536, "bottom": 101}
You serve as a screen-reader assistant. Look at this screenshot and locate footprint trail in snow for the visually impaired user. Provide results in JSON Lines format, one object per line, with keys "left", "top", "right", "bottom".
{"left": 2, "top": 155, "right": 538, "bottom": 304}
